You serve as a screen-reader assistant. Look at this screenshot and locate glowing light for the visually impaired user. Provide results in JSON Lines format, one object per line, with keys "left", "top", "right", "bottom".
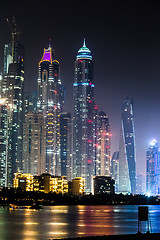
{"left": 150, "top": 139, "right": 157, "bottom": 146}
{"left": 39, "top": 48, "right": 52, "bottom": 64}
{"left": 147, "top": 192, "right": 151, "bottom": 197}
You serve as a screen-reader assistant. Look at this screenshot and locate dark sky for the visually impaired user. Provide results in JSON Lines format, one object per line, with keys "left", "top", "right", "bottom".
{"left": 1, "top": 0, "right": 160, "bottom": 175}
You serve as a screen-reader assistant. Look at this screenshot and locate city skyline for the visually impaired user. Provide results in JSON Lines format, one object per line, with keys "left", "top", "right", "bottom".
{"left": 1, "top": 1, "right": 160, "bottom": 177}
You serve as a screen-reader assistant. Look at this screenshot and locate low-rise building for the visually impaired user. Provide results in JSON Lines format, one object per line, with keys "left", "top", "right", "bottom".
{"left": 68, "top": 177, "right": 85, "bottom": 195}
{"left": 93, "top": 176, "right": 115, "bottom": 195}
{"left": 13, "top": 173, "right": 68, "bottom": 194}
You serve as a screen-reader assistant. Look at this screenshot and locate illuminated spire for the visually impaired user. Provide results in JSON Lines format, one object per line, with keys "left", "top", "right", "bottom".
{"left": 83, "top": 38, "right": 86, "bottom": 47}
{"left": 76, "top": 39, "right": 92, "bottom": 60}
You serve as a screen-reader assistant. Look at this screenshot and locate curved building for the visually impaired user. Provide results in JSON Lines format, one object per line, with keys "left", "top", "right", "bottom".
{"left": 118, "top": 97, "right": 136, "bottom": 194}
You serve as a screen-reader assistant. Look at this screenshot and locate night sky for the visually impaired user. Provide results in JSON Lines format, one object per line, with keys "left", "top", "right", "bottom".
{"left": 1, "top": 0, "right": 160, "bottom": 175}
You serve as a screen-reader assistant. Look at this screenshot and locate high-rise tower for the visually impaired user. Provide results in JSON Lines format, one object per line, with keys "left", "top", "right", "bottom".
{"left": 37, "top": 45, "right": 64, "bottom": 175}
{"left": 118, "top": 97, "right": 136, "bottom": 194}
{"left": 60, "top": 112, "right": 73, "bottom": 181}
{"left": 73, "top": 39, "right": 95, "bottom": 193}
{"left": 97, "top": 111, "right": 111, "bottom": 176}
{"left": 146, "top": 140, "right": 160, "bottom": 195}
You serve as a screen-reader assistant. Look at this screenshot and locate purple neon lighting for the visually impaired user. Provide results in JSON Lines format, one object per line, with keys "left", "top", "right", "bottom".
{"left": 42, "top": 51, "right": 52, "bottom": 62}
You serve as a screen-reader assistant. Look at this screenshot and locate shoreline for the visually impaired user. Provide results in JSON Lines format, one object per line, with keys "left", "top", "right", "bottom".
{"left": 53, "top": 233, "right": 160, "bottom": 240}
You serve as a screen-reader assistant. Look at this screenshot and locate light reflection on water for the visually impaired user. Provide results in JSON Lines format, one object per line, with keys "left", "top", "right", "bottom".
{"left": 0, "top": 205, "right": 160, "bottom": 239}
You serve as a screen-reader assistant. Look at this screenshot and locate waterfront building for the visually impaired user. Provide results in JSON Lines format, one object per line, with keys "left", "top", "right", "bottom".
{"left": 111, "top": 151, "right": 119, "bottom": 192}
{"left": 13, "top": 173, "right": 33, "bottom": 191}
{"left": 118, "top": 97, "right": 136, "bottom": 194}
{"left": 37, "top": 45, "right": 64, "bottom": 175}
{"left": 22, "top": 111, "right": 46, "bottom": 175}
{"left": 93, "top": 176, "right": 115, "bottom": 195}
{"left": 68, "top": 177, "right": 85, "bottom": 195}
{"left": 73, "top": 39, "right": 95, "bottom": 193}
{"left": 60, "top": 112, "right": 73, "bottom": 181}
{"left": 146, "top": 140, "right": 160, "bottom": 195}
{"left": 13, "top": 173, "right": 68, "bottom": 194}
{"left": 97, "top": 111, "right": 111, "bottom": 176}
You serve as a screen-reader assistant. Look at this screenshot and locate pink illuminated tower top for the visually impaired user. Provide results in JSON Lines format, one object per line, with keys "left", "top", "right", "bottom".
{"left": 39, "top": 46, "right": 53, "bottom": 64}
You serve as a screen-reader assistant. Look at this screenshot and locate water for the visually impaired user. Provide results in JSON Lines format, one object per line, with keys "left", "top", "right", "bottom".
{"left": 0, "top": 205, "right": 160, "bottom": 240}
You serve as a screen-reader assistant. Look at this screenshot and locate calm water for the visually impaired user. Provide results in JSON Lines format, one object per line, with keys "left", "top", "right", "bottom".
{"left": 0, "top": 205, "right": 160, "bottom": 240}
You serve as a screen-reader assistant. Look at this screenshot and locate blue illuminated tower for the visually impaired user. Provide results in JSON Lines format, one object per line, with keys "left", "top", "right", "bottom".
{"left": 118, "top": 97, "right": 136, "bottom": 194}
{"left": 146, "top": 140, "right": 160, "bottom": 195}
{"left": 73, "top": 39, "right": 95, "bottom": 193}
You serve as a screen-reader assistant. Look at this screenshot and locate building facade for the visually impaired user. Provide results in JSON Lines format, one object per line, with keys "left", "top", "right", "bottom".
{"left": 146, "top": 140, "right": 160, "bottom": 196}
{"left": 0, "top": 99, "right": 13, "bottom": 187}
{"left": 93, "top": 176, "right": 115, "bottom": 195}
{"left": 1, "top": 41, "right": 24, "bottom": 181}
{"left": 111, "top": 151, "right": 119, "bottom": 192}
{"left": 37, "top": 45, "right": 64, "bottom": 175}
{"left": 23, "top": 111, "right": 46, "bottom": 175}
{"left": 118, "top": 97, "right": 136, "bottom": 194}
{"left": 97, "top": 111, "right": 111, "bottom": 176}
{"left": 73, "top": 39, "right": 95, "bottom": 193}
{"left": 13, "top": 173, "right": 68, "bottom": 194}
{"left": 60, "top": 112, "right": 73, "bottom": 181}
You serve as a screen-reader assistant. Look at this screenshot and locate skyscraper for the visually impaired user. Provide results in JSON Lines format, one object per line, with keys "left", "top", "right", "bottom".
{"left": 118, "top": 97, "right": 136, "bottom": 194}
{"left": 73, "top": 39, "right": 95, "bottom": 193}
{"left": 1, "top": 40, "right": 24, "bottom": 181}
{"left": 60, "top": 112, "right": 73, "bottom": 181}
{"left": 23, "top": 111, "right": 46, "bottom": 175}
{"left": 111, "top": 151, "right": 119, "bottom": 192}
{"left": 146, "top": 140, "right": 160, "bottom": 195}
{"left": 37, "top": 45, "right": 64, "bottom": 175}
{"left": 97, "top": 111, "right": 111, "bottom": 176}
{"left": 0, "top": 98, "right": 12, "bottom": 187}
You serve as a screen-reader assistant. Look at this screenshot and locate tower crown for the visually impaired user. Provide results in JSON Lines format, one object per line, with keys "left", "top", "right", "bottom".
{"left": 39, "top": 46, "right": 53, "bottom": 65}
{"left": 76, "top": 39, "right": 92, "bottom": 60}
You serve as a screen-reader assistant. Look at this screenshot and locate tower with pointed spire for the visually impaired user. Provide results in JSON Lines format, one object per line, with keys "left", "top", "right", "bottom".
{"left": 73, "top": 39, "right": 94, "bottom": 193}
{"left": 37, "top": 44, "right": 64, "bottom": 175}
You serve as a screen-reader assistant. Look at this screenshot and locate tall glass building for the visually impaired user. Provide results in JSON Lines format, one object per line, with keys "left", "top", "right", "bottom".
{"left": 146, "top": 140, "right": 160, "bottom": 196}
{"left": 73, "top": 39, "right": 95, "bottom": 193}
{"left": 37, "top": 45, "right": 64, "bottom": 175}
{"left": 60, "top": 112, "right": 73, "bottom": 181}
{"left": 0, "top": 99, "right": 12, "bottom": 187}
{"left": 97, "top": 111, "right": 111, "bottom": 176}
{"left": 23, "top": 111, "right": 46, "bottom": 175}
{"left": 118, "top": 97, "right": 136, "bottom": 194}
{"left": 2, "top": 42, "right": 24, "bottom": 182}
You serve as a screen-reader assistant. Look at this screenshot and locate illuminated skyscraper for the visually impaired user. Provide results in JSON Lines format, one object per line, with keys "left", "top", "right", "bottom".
{"left": 146, "top": 140, "right": 160, "bottom": 195}
{"left": 118, "top": 97, "right": 136, "bottom": 194}
{"left": 60, "top": 112, "right": 73, "bottom": 181}
{"left": 111, "top": 151, "right": 119, "bottom": 192}
{"left": 1, "top": 43, "right": 24, "bottom": 180}
{"left": 23, "top": 111, "right": 46, "bottom": 175}
{"left": 37, "top": 45, "right": 64, "bottom": 175}
{"left": 0, "top": 99, "right": 13, "bottom": 187}
{"left": 73, "top": 39, "right": 95, "bottom": 193}
{"left": 97, "top": 111, "right": 111, "bottom": 176}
